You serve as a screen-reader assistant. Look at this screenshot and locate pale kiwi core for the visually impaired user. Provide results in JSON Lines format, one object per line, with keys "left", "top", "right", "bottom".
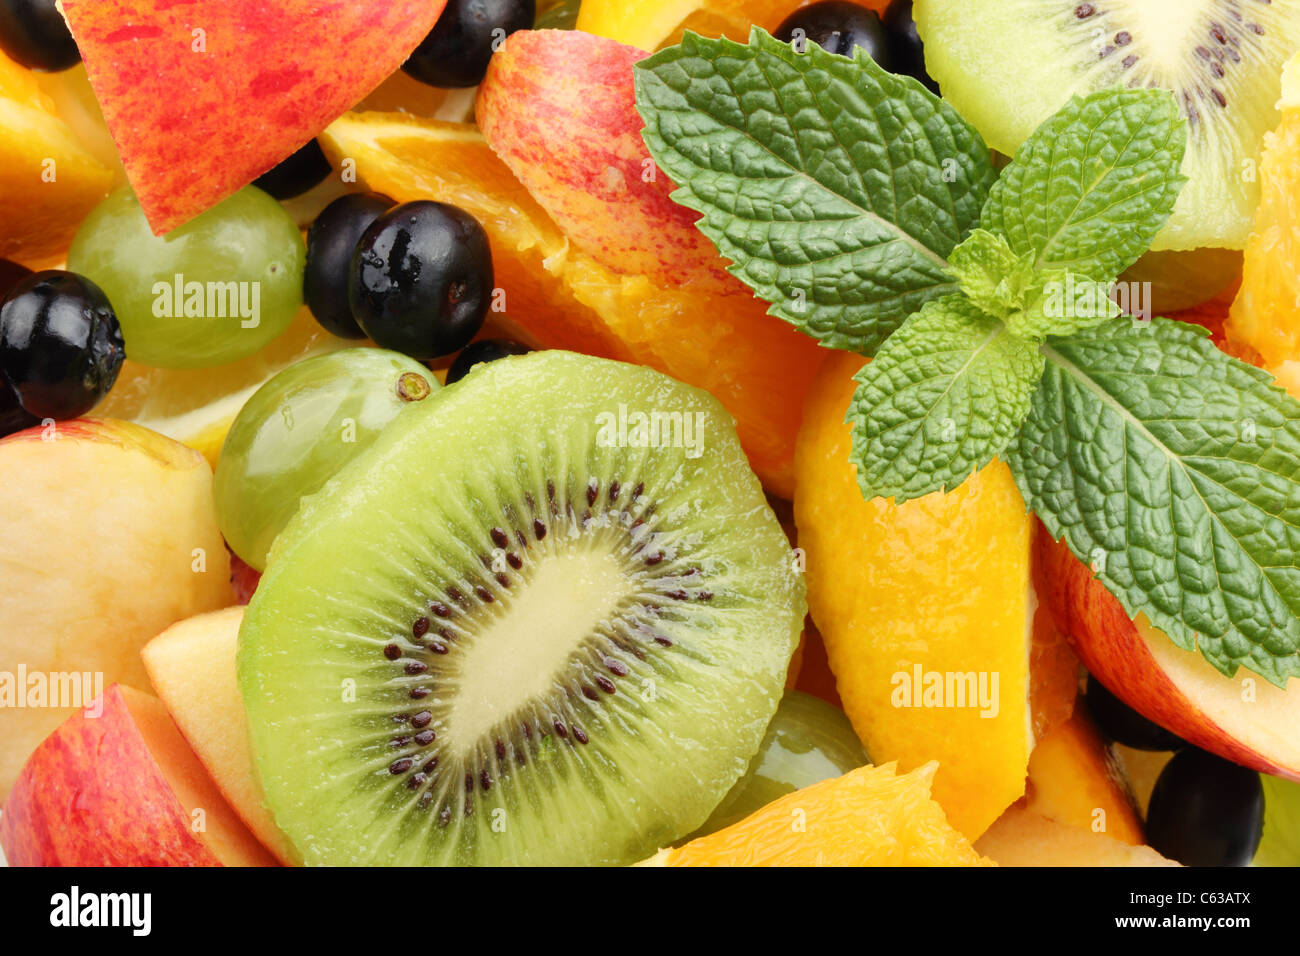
{"left": 446, "top": 546, "right": 634, "bottom": 757}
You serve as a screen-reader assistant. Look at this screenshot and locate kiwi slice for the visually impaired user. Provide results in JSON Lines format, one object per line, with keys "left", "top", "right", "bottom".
{"left": 915, "top": 0, "right": 1300, "bottom": 250}
{"left": 238, "top": 351, "right": 805, "bottom": 865}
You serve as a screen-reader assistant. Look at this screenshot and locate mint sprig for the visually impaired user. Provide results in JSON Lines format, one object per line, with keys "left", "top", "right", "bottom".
{"left": 635, "top": 29, "right": 1300, "bottom": 686}
{"left": 635, "top": 28, "right": 996, "bottom": 354}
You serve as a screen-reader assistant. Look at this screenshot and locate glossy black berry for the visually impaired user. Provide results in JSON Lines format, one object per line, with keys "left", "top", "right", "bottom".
{"left": 349, "top": 201, "right": 494, "bottom": 361}
{"left": 0, "top": 0, "right": 80, "bottom": 72}
{"left": 253, "top": 139, "right": 332, "bottom": 200}
{"left": 305, "top": 192, "right": 394, "bottom": 339}
{"left": 402, "top": 0, "right": 536, "bottom": 89}
{"left": 0, "top": 270, "right": 124, "bottom": 421}
{"left": 882, "top": 0, "right": 939, "bottom": 93}
{"left": 1145, "top": 748, "right": 1264, "bottom": 867}
{"left": 775, "top": 1, "right": 891, "bottom": 67}
{"left": 0, "top": 374, "right": 38, "bottom": 438}
{"left": 445, "top": 339, "right": 531, "bottom": 384}
{"left": 1085, "top": 676, "right": 1185, "bottom": 752}
{"left": 0, "top": 259, "right": 34, "bottom": 301}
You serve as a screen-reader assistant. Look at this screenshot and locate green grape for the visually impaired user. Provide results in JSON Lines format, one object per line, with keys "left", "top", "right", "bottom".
{"left": 535, "top": 0, "right": 580, "bottom": 29}
{"left": 68, "top": 186, "right": 305, "bottom": 369}
{"left": 214, "top": 349, "right": 437, "bottom": 571}
{"left": 686, "top": 690, "right": 870, "bottom": 840}
{"left": 1255, "top": 773, "right": 1300, "bottom": 866}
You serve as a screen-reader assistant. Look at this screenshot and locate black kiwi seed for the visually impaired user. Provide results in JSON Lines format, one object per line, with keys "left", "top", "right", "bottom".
{"left": 1075, "top": 3, "right": 1095, "bottom": 18}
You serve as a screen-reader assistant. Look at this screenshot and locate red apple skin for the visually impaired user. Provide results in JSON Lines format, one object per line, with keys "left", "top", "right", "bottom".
{"left": 61, "top": 0, "right": 447, "bottom": 234}
{"left": 1036, "top": 527, "right": 1300, "bottom": 782}
{"left": 0, "top": 685, "right": 274, "bottom": 866}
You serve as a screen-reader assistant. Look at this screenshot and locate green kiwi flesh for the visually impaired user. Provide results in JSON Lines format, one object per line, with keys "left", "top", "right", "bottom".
{"left": 238, "top": 350, "right": 806, "bottom": 865}
{"left": 915, "top": 0, "right": 1300, "bottom": 250}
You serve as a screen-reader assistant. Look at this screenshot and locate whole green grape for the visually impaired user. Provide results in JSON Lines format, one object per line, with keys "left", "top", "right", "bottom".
{"left": 1255, "top": 773, "right": 1300, "bottom": 866}
{"left": 68, "top": 186, "right": 305, "bottom": 369}
{"left": 215, "top": 349, "right": 437, "bottom": 570}
{"left": 686, "top": 690, "right": 870, "bottom": 839}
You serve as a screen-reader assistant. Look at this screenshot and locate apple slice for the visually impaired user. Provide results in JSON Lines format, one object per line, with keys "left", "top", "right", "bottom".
{"left": 1037, "top": 528, "right": 1300, "bottom": 782}
{"left": 0, "top": 684, "right": 275, "bottom": 866}
{"left": 0, "top": 418, "right": 234, "bottom": 799}
{"left": 142, "top": 607, "right": 294, "bottom": 864}
{"left": 60, "top": 0, "right": 447, "bottom": 234}
{"left": 975, "top": 805, "right": 1176, "bottom": 867}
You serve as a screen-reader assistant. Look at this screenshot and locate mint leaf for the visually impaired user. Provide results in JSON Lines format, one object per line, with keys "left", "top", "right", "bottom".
{"left": 848, "top": 295, "right": 1043, "bottom": 502}
{"left": 980, "top": 88, "right": 1187, "bottom": 281}
{"left": 1009, "top": 270, "right": 1120, "bottom": 341}
{"left": 1008, "top": 318, "right": 1300, "bottom": 687}
{"left": 947, "top": 229, "right": 1036, "bottom": 321}
{"left": 635, "top": 28, "right": 997, "bottom": 355}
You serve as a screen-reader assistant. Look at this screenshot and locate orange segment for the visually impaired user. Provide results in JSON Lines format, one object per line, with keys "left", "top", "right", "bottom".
{"left": 94, "top": 307, "right": 349, "bottom": 469}
{"left": 794, "top": 351, "right": 1041, "bottom": 840}
{"left": 320, "top": 111, "right": 822, "bottom": 496}
{"left": 649, "top": 762, "right": 991, "bottom": 866}
{"left": 576, "top": 0, "right": 891, "bottom": 51}
{"left": 1227, "top": 51, "right": 1300, "bottom": 371}
{"left": 1023, "top": 710, "right": 1144, "bottom": 846}
{"left": 0, "top": 50, "right": 114, "bottom": 267}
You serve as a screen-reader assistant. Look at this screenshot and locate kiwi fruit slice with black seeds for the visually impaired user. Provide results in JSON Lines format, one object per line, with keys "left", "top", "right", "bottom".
{"left": 914, "top": 0, "right": 1300, "bottom": 250}
{"left": 238, "top": 350, "right": 806, "bottom": 865}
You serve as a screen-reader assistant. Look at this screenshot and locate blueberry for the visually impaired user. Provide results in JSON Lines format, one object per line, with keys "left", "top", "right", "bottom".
{"left": 253, "top": 140, "right": 332, "bottom": 201}
{"left": 0, "top": 270, "right": 124, "bottom": 422}
{"left": 445, "top": 339, "right": 531, "bottom": 384}
{"left": 349, "top": 201, "right": 494, "bottom": 360}
{"left": 775, "top": 1, "right": 891, "bottom": 68}
{"left": 1145, "top": 748, "right": 1264, "bottom": 867}
{"left": 402, "top": 0, "right": 536, "bottom": 89}
{"left": 0, "top": 0, "right": 80, "bottom": 72}
{"left": 1085, "top": 676, "right": 1186, "bottom": 752}
{"left": 882, "top": 0, "right": 939, "bottom": 93}
{"left": 305, "top": 192, "right": 395, "bottom": 339}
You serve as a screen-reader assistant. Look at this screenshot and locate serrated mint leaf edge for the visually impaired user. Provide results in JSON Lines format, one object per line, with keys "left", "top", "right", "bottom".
{"left": 1010, "top": 321, "right": 1300, "bottom": 688}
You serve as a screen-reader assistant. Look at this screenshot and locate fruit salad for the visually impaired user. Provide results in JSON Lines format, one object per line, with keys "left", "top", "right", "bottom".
{"left": 0, "top": 0, "right": 1299, "bottom": 878}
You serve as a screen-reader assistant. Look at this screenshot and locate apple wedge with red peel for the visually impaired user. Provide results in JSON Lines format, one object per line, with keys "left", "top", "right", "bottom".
{"left": 0, "top": 684, "right": 276, "bottom": 866}
{"left": 61, "top": 0, "right": 447, "bottom": 234}
{"left": 142, "top": 607, "right": 295, "bottom": 864}
{"left": 0, "top": 418, "right": 233, "bottom": 799}
{"left": 477, "top": 29, "right": 731, "bottom": 290}
{"left": 1037, "top": 527, "right": 1300, "bottom": 782}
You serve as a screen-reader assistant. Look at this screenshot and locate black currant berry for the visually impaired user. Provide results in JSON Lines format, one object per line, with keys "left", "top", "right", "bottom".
{"left": 305, "top": 192, "right": 395, "bottom": 339}
{"left": 349, "top": 201, "right": 494, "bottom": 361}
{"left": 0, "top": 0, "right": 80, "bottom": 72}
{"left": 1145, "top": 748, "right": 1264, "bottom": 867}
{"left": 402, "top": 0, "right": 536, "bottom": 89}
{"left": 1085, "top": 676, "right": 1186, "bottom": 752}
{"left": 253, "top": 139, "right": 333, "bottom": 201}
{"left": 445, "top": 339, "right": 531, "bottom": 384}
{"left": 0, "top": 270, "right": 124, "bottom": 421}
{"left": 775, "top": 1, "right": 891, "bottom": 67}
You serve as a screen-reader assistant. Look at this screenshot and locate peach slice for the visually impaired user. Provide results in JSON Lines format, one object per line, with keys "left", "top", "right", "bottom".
{"left": 0, "top": 418, "right": 233, "bottom": 799}
{"left": 975, "top": 805, "right": 1176, "bottom": 867}
{"left": 142, "top": 607, "right": 295, "bottom": 864}
{"left": 1036, "top": 528, "right": 1300, "bottom": 782}
{"left": 0, "top": 684, "right": 274, "bottom": 866}
{"left": 1024, "top": 710, "right": 1144, "bottom": 845}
